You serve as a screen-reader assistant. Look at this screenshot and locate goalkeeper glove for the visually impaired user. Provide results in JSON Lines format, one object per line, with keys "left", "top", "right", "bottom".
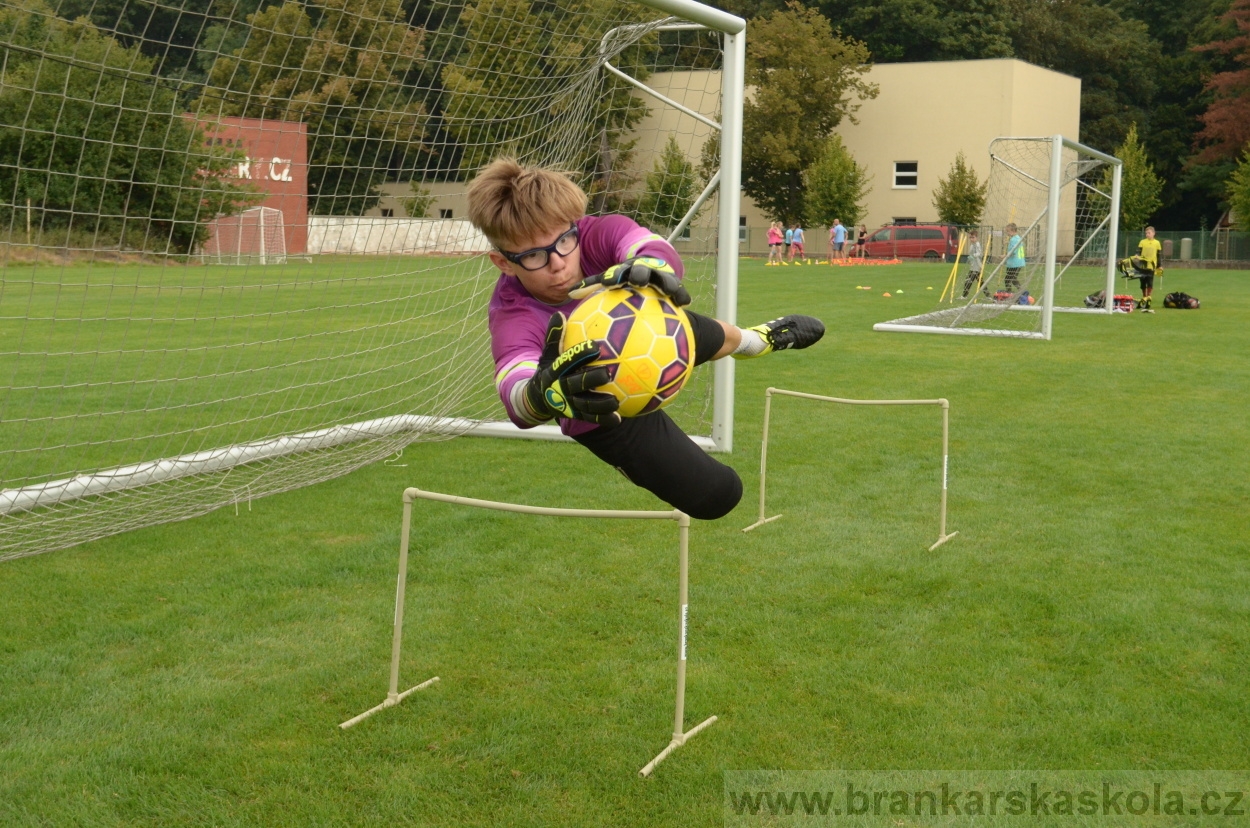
{"left": 568, "top": 256, "right": 692, "bottom": 306}
{"left": 523, "top": 313, "right": 620, "bottom": 426}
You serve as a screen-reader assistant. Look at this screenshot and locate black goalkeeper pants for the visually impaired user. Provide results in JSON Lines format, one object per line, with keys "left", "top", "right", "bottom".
{"left": 572, "top": 311, "right": 742, "bottom": 520}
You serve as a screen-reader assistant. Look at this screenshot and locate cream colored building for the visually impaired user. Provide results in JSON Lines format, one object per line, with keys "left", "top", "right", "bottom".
{"left": 840, "top": 59, "right": 1081, "bottom": 232}
{"left": 368, "top": 58, "right": 1083, "bottom": 255}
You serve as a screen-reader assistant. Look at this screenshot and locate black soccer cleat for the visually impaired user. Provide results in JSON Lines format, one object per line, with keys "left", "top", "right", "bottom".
{"left": 738, "top": 314, "right": 825, "bottom": 358}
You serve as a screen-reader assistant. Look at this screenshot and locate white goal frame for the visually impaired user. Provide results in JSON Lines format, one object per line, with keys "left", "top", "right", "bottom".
{"left": 468, "top": 0, "right": 745, "bottom": 452}
{"left": 0, "top": 0, "right": 747, "bottom": 560}
{"left": 874, "top": 135, "right": 1122, "bottom": 341}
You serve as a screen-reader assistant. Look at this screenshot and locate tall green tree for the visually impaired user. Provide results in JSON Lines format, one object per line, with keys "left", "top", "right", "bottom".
{"left": 1112, "top": 0, "right": 1233, "bottom": 228}
{"left": 742, "top": 2, "right": 876, "bottom": 223}
{"left": 1223, "top": 142, "right": 1250, "bottom": 225}
{"left": 0, "top": 0, "right": 256, "bottom": 252}
{"left": 931, "top": 151, "right": 987, "bottom": 226}
{"left": 1095, "top": 123, "right": 1163, "bottom": 235}
{"left": 802, "top": 135, "right": 870, "bottom": 228}
{"left": 637, "top": 136, "right": 699, "bottom": 233}
{"left": 1010, "top": 0, "right": 1160, "bottom": 155}
{"left": 440, "top": 0, "right": 651, "bottom": 198}
{"left": 198, "top": 0, "right": 430, "bottom": 215}
{"left": 813, "top": 0, "right": 1016, "bottom": 62}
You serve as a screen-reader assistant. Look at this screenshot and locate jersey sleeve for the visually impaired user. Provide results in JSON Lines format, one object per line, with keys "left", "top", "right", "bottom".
{"left": 488, "top": 281, "right": 552, "bottom": 428}
{"left": 578, "top": 214, "right": 684, "bottom": 279}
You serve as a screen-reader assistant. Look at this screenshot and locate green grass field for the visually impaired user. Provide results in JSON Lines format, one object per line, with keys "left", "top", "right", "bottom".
{"left": 2, "top": 259, "right": 1248, "bottom": 826}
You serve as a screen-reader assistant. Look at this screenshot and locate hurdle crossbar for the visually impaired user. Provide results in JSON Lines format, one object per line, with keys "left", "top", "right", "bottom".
{"left": 742, "top": 388, "right": 959, "bottom": 551}
{"left": 340, "top": 487, "right": 717, "bottom": 778}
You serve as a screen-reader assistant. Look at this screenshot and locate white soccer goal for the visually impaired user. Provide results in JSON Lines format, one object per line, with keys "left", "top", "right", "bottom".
{"left": 874, "top": 135, "right": 1122, "bottom": 340}
{"left": 0, "top": 0, "right": 746, "bottom": 559}
{"left": 201, "top": 206, "right": 287, "bottom": 265}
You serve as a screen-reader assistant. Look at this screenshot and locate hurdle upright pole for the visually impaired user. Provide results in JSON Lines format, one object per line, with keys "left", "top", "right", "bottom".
{"left": 741, "top": 388, "right": 782, "bottom": 532}
{"left": 340, "top": 497, "right": 439, "bottom": 729}
{"left": 932, "top": 399, "right": 956, "bottom": 551}
{"left": 641, "top": 511, "right": 718, "bottom": 777}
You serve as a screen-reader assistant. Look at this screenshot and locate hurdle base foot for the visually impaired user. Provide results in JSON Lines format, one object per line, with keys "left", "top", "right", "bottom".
{"left": 339, "top": 676, "right": 440, "bottom": 729}
{"left": 638, "top": 715, "right": 718, "bottom": 777}
{"left": 928, "top": 531, "right": 958, "bottom": 552}
{"left": 741, "top": 514, "right": 782, "bottom": 533}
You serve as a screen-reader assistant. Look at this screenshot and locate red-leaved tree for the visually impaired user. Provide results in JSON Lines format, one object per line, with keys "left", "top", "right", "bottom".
{"left": 1194, "top": 0, "right": 1250, "bottom": 163}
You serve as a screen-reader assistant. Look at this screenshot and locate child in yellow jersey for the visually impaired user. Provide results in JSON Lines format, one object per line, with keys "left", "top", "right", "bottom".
{"left": 1136, "top": 226, "right": 1163, "bottom": 312}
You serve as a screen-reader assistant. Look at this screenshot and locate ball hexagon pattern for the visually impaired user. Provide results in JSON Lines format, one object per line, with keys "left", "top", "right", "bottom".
{"left": 561, "top": 285, "right": 694, "bottom": 417}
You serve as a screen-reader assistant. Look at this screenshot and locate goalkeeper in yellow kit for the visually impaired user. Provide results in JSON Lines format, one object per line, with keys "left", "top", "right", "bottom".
{"left": 1134, "top": 226, "right": 1163, "bottom": 312}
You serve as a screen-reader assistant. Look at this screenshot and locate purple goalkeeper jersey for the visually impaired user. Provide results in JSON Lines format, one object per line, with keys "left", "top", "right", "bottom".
{"left": 488, "top": 214, "right": 683, "bottom": 436}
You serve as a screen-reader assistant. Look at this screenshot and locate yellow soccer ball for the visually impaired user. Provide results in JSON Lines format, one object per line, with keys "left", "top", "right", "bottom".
{"left": 562, "top": 285, "right": 695, "bottom": 417}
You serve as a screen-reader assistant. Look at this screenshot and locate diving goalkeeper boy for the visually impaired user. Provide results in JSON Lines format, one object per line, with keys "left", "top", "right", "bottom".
{"left": 467, "top": 158, "right": 825, "bottom": 520}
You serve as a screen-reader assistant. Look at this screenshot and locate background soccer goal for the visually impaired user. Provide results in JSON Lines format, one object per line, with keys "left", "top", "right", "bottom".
{"left": 875, "top": 135, "right": 1122, "bottom": 340}
{"left": 0, "top": 0, "right": 746, "bottom": 559}
{"left": 201, "top": 206, "right": 287, "bottom": 265}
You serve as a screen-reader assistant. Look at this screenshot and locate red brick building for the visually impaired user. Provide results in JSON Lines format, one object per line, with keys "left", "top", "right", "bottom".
{"left": 198, "top": 116, "right": 308, "bottom": 255}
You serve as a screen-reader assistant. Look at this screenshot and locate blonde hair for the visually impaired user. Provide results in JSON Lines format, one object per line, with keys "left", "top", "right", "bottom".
{"left": 466, "top": 157, "right": 588, "bottom": 249}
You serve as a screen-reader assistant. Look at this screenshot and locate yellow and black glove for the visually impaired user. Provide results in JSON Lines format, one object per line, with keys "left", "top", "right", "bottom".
{"left": 522, "top": 313, "right": 620, "bottom": 426}
{"left": 568, "top": 256, "right": 691, "bottom": 306}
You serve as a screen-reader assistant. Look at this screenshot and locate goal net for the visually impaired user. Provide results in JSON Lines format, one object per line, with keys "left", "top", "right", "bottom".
{"left": 0, "top": 0, "right": 745, "bottom": 560}
{"left": 201, "top": 206, "right": 287, "bottom": 265}
{"left": 874, "top": 135, "right": 1121, "bottom": 340}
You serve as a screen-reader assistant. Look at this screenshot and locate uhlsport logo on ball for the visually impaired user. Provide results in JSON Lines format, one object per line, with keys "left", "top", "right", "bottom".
{"left": 562, "top": 283, "right": 694, "bottom": 417}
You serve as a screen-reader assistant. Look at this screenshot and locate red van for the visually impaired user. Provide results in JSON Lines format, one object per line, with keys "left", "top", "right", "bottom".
{"left": 861, "top": 223, "right": 961, "bottom": 260}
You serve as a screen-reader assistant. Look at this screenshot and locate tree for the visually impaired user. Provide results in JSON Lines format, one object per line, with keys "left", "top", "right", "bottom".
{"left": 813, "top": 0, "right": 1016, "bottom": 62}
{"left": 1096, "top": 123, "right": 1163, "bottom": 235}
{"left": 1192, "top": 0, "right": 1250, "bottom": 165}
{"left": 637, "top": 136, "right": 699, "bottom": 233}
{"left": 1225, "top": 143, "right": 1250, "bottom": 226}
{"left": 741, "top": 2, "right": 876, "bottom": 223}
{"left": 440, "top": 0, "right": 651, "bottom": 191}
{"left": 401, "top": 182, "right": 436, "bottom": 218}
{"left": 0, "top": 0, "right": 257, "bottom": 253}
{"left": 1010, "top": 0, "right": 1160, "bottom": 155}
{"left": 802, "top": 135, "right": 870, "bottom": 228}
{"left": 1113, "top": 0, "right": 1233, "bottom": 228}
{"left": 931, "top": 151, "right": 987, "bottom": 226}
{"left": 198, "top": 0, "right": 430, "bottom": 215}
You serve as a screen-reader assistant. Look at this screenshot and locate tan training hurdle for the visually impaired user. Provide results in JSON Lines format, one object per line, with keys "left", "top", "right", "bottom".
{"left": 339, "top": 487, "right": 717, "bottom": 778}
{"left": 742, "top": 388, "right": 959, "bottom": 551}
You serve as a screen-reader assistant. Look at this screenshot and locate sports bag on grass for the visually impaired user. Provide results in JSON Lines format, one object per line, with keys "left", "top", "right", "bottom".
{"left": 1164, "top": 292, "right": 1200, "bottom": 309}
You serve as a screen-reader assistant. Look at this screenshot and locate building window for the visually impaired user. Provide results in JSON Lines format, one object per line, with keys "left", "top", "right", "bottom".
{"left": 380, "top": 208, "right": 394, "bottom": 218}
{"left": 678, "top": 225, "right": 691, "bottom": 240}
{"left": 893, "top": 162, "right": 918, "bottom": 189}
{"left": 439, "top": 208, "right": 454, "bottom": 219}
{"left": 739, "top": 215, "right": 747, "bottom": 243}
{"left": 893, "top": 217, "right": 917, "bottom": 225}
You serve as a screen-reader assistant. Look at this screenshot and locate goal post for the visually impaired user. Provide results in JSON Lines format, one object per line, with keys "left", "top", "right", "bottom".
{"left": 874, "top": 135, "right": 1122, "bottom": 340}
{"left": 0, "top": 0, "right": 746, "bottom": 560}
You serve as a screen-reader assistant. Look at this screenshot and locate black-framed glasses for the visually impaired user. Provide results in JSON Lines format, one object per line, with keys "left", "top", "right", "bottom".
{"left": 499, "top": 224, "right": 579, "bottom": 271}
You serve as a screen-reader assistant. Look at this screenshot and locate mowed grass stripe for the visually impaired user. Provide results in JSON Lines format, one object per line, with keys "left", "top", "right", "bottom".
{"left": 0, "top": 259, "right": 1246, "bottom": 826}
